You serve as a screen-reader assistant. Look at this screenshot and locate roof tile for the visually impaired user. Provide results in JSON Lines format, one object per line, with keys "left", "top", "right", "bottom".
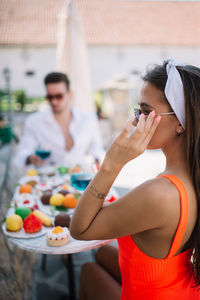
{"left": 0, "top": 0, "right": 200, "bottom": 46}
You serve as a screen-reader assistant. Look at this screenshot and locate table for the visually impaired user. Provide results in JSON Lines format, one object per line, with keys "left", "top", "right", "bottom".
{"left": 6, "top": 230, "right": 113, "bottom": 300}
{"left": 4, "top": 186, "right": 127, "bottom": 299}
{"left": 6, "top": 234, "right": 112, "bottom": 255}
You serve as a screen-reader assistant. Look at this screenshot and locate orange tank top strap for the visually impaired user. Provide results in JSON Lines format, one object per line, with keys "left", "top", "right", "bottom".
{"left": 157, "top": 174, "right": 189, "bottom": 258}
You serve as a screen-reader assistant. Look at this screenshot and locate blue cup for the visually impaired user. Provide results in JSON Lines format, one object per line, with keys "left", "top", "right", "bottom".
{"left": 35, "top": 149, "right": 51, "bottom": 160}
{"left": 70, "top": 173, "right": 94, "bottom": 191}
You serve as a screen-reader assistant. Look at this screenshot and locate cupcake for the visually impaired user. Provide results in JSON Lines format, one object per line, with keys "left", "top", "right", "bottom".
{"left": 46, "top": 226, "right": 70, "bottom": 246}
{"left": 47, "top": 177, "right": 64, "bottom": 189}
{"left": 14, "top": 193, "right": 37, "bottom": 211}
{"left": 37, "top": 165, "right": 55, "bottom": 177}
{"left": 36, "top": 183, "right": 52, "bottom": 195}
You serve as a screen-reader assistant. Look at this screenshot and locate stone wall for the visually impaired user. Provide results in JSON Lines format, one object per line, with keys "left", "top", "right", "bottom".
{"left": 0, "top": 128, "right": 37, "bottom": 300}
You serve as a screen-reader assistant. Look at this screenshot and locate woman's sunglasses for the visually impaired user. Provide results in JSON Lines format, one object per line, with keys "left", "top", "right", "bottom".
{"left": 134, "top": 108, "right": 175, "bottom": 120}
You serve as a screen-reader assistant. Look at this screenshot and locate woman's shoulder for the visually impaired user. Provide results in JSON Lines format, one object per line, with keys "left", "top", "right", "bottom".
{"left": 136, "top": 175, "right": 178, "bottom": 196}
{"left": 112, "top": 176, "right": 181, "bottom": 235}
{"left": 132, "top": 175, "right": 180, "bottom": 213}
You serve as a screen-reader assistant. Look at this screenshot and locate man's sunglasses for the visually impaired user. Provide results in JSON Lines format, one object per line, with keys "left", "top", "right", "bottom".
{"left": 134, "top": 108, "right": 175, "bottom": 120}
{"left": 46, "top": 93, "right": 64, "bottom": 101}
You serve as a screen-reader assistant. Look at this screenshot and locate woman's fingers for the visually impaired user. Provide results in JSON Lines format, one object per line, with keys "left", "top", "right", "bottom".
{"left": 139, "top": 111, "right": 157, "bottom": 143}
{"left": 143, "top": 115, "right": 161, "bottom": 146}
{"left": 136, "top": 113, "right": 146, "bottom": 133}
{"left": 118, "top": 111, "right": 161, "bottom": 151}
{"left": 129, "top": 111, "right": 161, "bottom": 145}
{"left": 118, "top": 119, "right": 133, "bottom": 139}
{"left": 144, "top": 111, "right": 155, "bottom": 132}
{"left": 129, "top": 111, "right": 153, "bottom": 142}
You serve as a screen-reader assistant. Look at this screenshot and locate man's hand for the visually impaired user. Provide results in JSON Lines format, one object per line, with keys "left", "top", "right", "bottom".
{"left": 26, "top": 155, "right": 45, "bottom": 167}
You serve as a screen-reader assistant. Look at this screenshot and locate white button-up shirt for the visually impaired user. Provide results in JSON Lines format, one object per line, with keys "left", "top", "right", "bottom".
{"left": 13, "top": 108, "right": 105, "bottom": 168}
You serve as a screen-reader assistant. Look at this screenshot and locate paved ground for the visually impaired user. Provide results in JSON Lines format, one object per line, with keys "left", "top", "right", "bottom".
{"left": 32, "top": 251, "right": 94, "bottom": 300}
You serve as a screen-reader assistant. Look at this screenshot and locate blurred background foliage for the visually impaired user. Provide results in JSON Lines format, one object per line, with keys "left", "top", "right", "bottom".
{"left": 0, "top": 88, "right": 45, "bottom": 113}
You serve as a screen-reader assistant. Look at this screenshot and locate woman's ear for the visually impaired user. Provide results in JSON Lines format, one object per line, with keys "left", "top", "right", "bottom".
{"left": 176, "top": 124, "right": 185, "bottom": 136}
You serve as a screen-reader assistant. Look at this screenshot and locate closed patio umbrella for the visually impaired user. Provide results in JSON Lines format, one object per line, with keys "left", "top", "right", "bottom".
{"left": 55, "top": 0, "right": 95, "bottom": 112}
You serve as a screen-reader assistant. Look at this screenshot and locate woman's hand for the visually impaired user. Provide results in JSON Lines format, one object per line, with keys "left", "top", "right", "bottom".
{"left": 70, "top": 111, "right": 161, "bottom": 240}
{"left": 103, "top": 111, "right": 161, "bottom": 172}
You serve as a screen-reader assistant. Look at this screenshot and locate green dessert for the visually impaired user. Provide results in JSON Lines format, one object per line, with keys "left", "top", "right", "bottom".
{"left": 57, "top": 166, "right": 69, "bottom": 175}
{"left": 15, "top": 207, "right": 31, "bottom": 220}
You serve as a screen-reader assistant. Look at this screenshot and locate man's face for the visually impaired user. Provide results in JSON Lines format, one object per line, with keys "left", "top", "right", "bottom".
{"left": 46, "top": 82, "right": 71, "bottom": 113}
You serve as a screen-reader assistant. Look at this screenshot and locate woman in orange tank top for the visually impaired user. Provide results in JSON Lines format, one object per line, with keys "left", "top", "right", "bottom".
{"left": 70, "top": 60, "right": 200, "bottom": 300}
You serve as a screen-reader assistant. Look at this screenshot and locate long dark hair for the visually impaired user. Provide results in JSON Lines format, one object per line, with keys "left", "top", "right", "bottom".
{"left": 143, "top": 61, "right": 200, "bottom": 286}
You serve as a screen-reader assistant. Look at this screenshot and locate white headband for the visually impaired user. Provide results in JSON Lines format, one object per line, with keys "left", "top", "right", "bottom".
{"left": 164, "top": 59, "right": 185, "bottom": 129}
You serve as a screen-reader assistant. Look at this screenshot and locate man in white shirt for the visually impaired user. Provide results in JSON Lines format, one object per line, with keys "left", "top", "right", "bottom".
{"left": 13, "top": 72, "right": 105, "bottom": 168}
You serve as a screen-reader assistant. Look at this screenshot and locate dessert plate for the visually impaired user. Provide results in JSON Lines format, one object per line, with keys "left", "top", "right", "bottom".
{"left": 2, "top": 222, "right": 49, "bottom": 239}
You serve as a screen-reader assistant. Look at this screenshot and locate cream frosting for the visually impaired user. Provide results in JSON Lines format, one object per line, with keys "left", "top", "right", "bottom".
{"left": 37, "top": 165, "right": 55, "bottom": 176}
{"left": 46, "top": 177, "right": 65, "bottom": 188}
{"left": 36, "top": 183, "right": 52, "bottom": 193}
{"left": 15, "top": 193, "right": 36, "bottom": 208}
{"left": 47, "top": 227, "right": 69, "bottom": 240}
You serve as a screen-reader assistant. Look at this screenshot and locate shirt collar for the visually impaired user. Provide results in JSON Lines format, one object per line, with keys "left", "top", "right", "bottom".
{"left": 71, "top": 107, "right": 82, "bottom": 123}
{"left": 43, "top": 106, "right": 81, "bottom": 124}
{"left": 43, "top": 107, "right": 55, "bottom": 124}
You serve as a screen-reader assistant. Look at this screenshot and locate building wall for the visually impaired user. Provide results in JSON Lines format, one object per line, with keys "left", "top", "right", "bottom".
{"left": 0, "top": 46, "right": 55, "bottom": 97}
{"left": 89, "top": 45, "right": 200, "bottom": 89}
{"left": 1, "top": 45, "right": 200, "bottom": 97}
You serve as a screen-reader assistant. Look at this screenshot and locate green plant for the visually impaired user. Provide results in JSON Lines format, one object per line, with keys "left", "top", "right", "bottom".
{"left": 13, "top": 89, "right": 27, "bottom": 110}
{"left": 0, "top": 89, "right": 7, "bottom": 98}
{"left": 94, "top": 91, "right": 104, "bottom": 118}
{"left": 0, "top": 89, "right": 7, "bottom": 113}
